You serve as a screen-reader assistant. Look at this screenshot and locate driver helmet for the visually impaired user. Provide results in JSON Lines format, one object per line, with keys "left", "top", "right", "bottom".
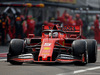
{"left": 53, "top": 32, "right": 58, "bottom": 38}
{"left": 49, "top": 32, "right": 52, "bottom": 37}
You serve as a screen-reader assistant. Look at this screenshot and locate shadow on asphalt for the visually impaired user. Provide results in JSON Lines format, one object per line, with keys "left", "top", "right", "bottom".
{"left": 6, "top": 61, "right": 100, "bottom": 67}
{"left": 7, "top": 62, "right": 74, "bottom": 66}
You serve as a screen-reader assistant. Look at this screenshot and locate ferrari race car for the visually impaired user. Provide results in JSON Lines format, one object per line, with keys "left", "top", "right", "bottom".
{"left": 7, "top": 21, "right": 97, "bottom": 65}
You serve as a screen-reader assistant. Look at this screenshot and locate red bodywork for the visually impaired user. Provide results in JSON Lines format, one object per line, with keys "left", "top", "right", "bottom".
{"left": 8, "top": 23, "right": 85, "bottom": 63}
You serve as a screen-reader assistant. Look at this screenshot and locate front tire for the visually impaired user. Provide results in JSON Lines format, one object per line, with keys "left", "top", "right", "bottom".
{"left": 72, "top": 40, "right": 88, "bottom": 66}
{"left": 8, "top": 39, "right": 24, "bottom": 65}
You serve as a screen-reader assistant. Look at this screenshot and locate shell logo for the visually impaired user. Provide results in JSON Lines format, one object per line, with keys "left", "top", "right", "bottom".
{"left": 44, "top": 47, "right": 50, "bottom": 50}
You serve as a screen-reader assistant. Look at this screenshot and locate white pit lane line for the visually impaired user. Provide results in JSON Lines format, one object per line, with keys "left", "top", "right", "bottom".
{"left": 57, "top": 66, "right": 100, "bottom": 75}
{"left": 74, "top": 66, "right": 100, "bottom": 74}
{"left": 0, "top": 52, "right": 7, "bottom": 61}
{"left": 0, "top": 52, "right": 7, "bottom": 54}
{"left": 0, "top": 59, "right": 7, "bottom": 61}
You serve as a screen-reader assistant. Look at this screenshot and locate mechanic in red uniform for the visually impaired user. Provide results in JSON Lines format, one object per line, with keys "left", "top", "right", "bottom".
{"left": 75, "top": 14, "right": 83, "bottom": 27}
{"left": 75, "top": 14, "right": 86, "bottom": 39}
{"left": 1, "top": 12, "right": 10, "bottom": 45}
{"left": 69, "top": 15, "right": 76, "bottom": 25}
{"left": 56, "top": 11, "right": 75, "bottom": 25}
{"left": 15, "top": 12, "right": 24, "bottom": 39}
{"left": 0, "top": 13, "right": 3, "bottom": 45}
{"left": 94, "top": 14, "right": 100, "bottom": 43}
{"left": 64, "top": 14, "right": 76, "bottom": 26}
{"left": 26, "top": 15, "right": 35, "bottom": 37}
{"left": 8, "top": 14, "right": 16, "bottom": 39}
{"left": 22, "top": 19, "right": 27, "bottom": 37}
{"left": 63, "top": 13, "right": 71, "bottom": 25}
{"left": 56, "top": 10, "right": 67, "bottom": 25}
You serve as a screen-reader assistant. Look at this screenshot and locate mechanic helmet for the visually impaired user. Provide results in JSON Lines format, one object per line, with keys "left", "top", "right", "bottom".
{"left": 49, "top": 32, "right": 52, "bottom": 37}
{"left": 96, "top": 14, "right": 99, "bottom": 19}
{"left": 76, "top": 14, "right": 80, "bottom": 19}
{"left": 65, "top": 13, "right": 70, "bottom": 19}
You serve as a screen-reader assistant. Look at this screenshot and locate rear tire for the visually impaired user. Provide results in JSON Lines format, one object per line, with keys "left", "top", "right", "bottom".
{"left": 72, "top": 40, "right": 88, "bottom": 66}
{"left": 85, "top": 39, "right": 97, "bottom": 63}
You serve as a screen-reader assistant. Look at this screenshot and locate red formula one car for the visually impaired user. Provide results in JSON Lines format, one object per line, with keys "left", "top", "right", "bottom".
{"left": 7, "top": 21, "right": 97, "bottom": 65}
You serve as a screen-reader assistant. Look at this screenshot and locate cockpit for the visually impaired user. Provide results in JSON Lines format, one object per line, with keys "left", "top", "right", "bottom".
{"left": 42, "top": 30, "right": 65, "bottom": 38}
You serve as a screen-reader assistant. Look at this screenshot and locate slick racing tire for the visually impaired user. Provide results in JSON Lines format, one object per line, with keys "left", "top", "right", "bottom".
{"left": 9, "top": 39, "right": 24, "bottom": 56}
{"left": 85, "top": 39, "right": 97, "bottom": 63}
{"left": 72, "top": 40, "right": 88, "bottom": 66}
{"left": 72, "top": 40, "right": 86, "bottom": 56}
{"left": 8, "top": 39, "right": 24, "bottom": 65}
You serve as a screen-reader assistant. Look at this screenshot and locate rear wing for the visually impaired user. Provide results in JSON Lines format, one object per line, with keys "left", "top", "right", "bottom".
{"left": 42, "top": 24, "right": 54, "bottom": 30}
{"left": 63, "top": 25, "right": 81, "bottom": 33}
{"left": 42, "top": 24, "right": 81, "bottom": 38}
{"left": 63, "top": 25, "right": 81, "bottom": 38}
{"left": 42, "top": 24, "right": 62, "bottom": 30}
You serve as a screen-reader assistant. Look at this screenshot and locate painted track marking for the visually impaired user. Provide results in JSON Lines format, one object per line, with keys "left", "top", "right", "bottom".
{"left": 57, "top": 66, "right": 100, "bottom": 75}
{"left": 0, "top": 53, "right": 7, "bottom": 57}
{"left": 0, "top": 59, "right": 7, "bottom": 61}
{"left": 0, "top": 52, "right": 7, "bottom": 54}
{"left": 74, "top": 66, "right": 100, "bottom": 74}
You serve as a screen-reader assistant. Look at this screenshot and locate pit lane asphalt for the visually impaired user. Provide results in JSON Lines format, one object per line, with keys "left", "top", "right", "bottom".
{"left": 0, "top": 46, "right": 100, "bottom": 75}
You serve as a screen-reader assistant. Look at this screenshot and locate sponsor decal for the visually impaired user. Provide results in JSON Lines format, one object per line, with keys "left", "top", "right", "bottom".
{"left": 44, "top": 43, "right": 51, "bottom": 46}
{"left": 43, "top": 26, "right": 53, "bottom": 30}
{"left": 63, "top": 26, "right": 76, "bottom": 31}
{"left": 44, "top": 47, "right": 50, "bottom": 50}
{"left": 42, "top": 53, "right": 50, "bottom": 55}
